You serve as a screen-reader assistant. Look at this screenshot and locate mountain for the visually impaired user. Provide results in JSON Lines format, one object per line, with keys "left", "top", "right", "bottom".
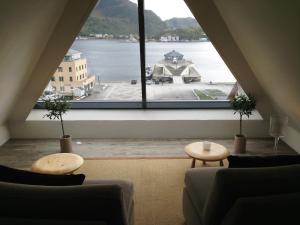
{"left": 80, "top": 0, "right": 166, "bottom": 37}
{"left": 165, "top": 17, "right": 200, "bottom": 29}
{"left": 79, "top": 0, "right": 204, "bottom": 40}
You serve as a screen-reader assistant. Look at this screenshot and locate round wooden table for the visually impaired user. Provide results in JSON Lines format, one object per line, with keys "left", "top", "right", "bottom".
{"left": 31, "top": 153, "right": 84, "bottom": 175}
{"left": 184, "top": 142, "right": 229, "bottom": 168}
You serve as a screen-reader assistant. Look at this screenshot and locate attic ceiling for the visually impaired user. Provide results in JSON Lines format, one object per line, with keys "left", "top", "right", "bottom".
{"left": 214, "top": 0, "right": 300, "bottom": 128}
{"left": 0, "top": 0, "right": 67, "bottom": 125}
{"left": 186, "top": 0, "right": 300, "bottom": 130}
{"left": 185, "top": 0, "right": 274, "bottom": 119}
{"left": 0, "top": 0, "right": 299, "bottom": 133}
{"left": 0, "top": 0, "right": 97, "bottom": 123}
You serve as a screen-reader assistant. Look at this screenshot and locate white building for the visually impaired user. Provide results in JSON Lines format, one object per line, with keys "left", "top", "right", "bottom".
{"left": 152, "top": 50, "right": 201, "bottom": 83}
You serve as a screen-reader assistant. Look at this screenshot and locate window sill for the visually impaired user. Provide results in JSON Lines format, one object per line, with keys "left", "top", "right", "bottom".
{"left": 9, "top": 109, "right": 267, "bottom": 139}
{"left": 27, "top": 109, "right": 263, "bottom": 121}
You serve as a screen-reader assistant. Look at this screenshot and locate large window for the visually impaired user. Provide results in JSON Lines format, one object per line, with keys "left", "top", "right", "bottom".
{"left": 37, "top": 0, "right": 242, "bottom": 109}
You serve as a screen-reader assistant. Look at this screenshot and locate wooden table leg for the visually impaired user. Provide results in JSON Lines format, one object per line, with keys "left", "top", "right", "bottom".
{"left": 203, "top": 160, "right": 206, "bottom": 166}
{"left": 191, "top": 158, "right": 196, "bottom": 168}
{"left": 220, "top": 160, "right": 224, "bottom": 166}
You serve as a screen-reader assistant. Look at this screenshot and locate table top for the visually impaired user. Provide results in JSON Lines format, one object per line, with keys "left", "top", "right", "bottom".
{"left": 184, "top": 142, "right": 230, "bottom": 161}
{"left": 31, "top": 153, "right": 84, "bottom": 175}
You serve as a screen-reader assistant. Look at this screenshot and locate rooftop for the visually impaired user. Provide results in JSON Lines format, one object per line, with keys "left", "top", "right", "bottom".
{"left": 64, "top": 49, "right": 82, "bottom": 61}
{"left": 164, "top": 50, "right": 184, "bottom": 61}
{"left": 66, "top": 49, "right": 81, "bottom": 56}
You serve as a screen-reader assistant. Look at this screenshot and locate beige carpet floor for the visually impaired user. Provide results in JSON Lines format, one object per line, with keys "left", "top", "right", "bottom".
{"left": 77, "top": 158, "right": 228, "bottom": 225}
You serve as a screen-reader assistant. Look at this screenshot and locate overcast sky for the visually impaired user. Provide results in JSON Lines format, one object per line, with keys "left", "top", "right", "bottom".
{"left": 130, "top": 0, "right": 194, "bottom": 20}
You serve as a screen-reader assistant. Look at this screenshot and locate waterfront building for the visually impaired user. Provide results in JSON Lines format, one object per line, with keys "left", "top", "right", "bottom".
{"left": 160, "top": 36, "right": 180, "bottom": 42}
{"left": 50, "top": 49, "right": 95, "bottom": 97}
{"left": 95, "top": 34, "right": 103, "bottom": 38}
{"left": 152, "top": 50, "right": 201, "bottom": 83}
{"left": 160, "top": 36, "right": 168, "bottom": 42}
{"left": 129, "top": 34, "right": 138, "bottom": 42}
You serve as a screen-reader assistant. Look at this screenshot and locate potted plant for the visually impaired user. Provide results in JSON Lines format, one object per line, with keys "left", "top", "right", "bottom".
{"left": 43, "top": 96, "right": 72, "bottom": 153}
{"left": 231, "top": 93, "right": 256, "bottom": 153}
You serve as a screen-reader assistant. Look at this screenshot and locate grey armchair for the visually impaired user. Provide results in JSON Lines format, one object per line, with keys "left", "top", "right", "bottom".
{"left": 0, "top": 179, "right": 134, "bottom": 225}
{"left": 183, "top": 164, "right": 300, "bottom": 225}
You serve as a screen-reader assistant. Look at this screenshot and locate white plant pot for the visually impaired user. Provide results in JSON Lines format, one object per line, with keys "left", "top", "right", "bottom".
{"left": 60, "top": 135, "right": 72, "bottom": 153}
{"left": 234, "top": 135, "right": 246, "bottom": 154}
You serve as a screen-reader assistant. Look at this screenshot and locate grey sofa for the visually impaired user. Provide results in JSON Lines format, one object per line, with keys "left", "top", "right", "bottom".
{"left": 0, "top": 179, "right": 134, "bottom": 225}
{"left": 183, "top": 164, "right": 300, "bottom": 225}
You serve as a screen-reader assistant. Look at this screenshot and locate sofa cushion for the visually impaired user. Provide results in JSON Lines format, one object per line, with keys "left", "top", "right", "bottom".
{"left": 203, "top": 164, "right": 300, "bottom": 225}
{"left": 0, "top": 181, "right": 127, "bottom": 225}
{"left": 183, "top": 187, "right": 207, "bottom": 225}
{"left": 184, "top": 167, "right": 220, "bottom": 222}
{"left": 84, "top": 179, "right": 134, "bottom": 219}
{"left": 0, "top": 165, "right": 85, "bottom": 186}
{"left": 228, "top": 154, "right": 300, "bottom": 168}
{"left": 221, "top": 192, "right": 300, "bottom": 225}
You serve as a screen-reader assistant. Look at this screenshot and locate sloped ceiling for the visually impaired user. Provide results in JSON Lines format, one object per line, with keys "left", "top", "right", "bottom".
{"left": 214, "top": 0, "right": 300, "bottom": 128}
{"left": 0, "top": 0, "right": 66, "bottom": 125}
{"left": 2, "top": 0, "right": 299, "bottom": 134}
{"left": 185, "top": 0, "right": 300, "bottom": 130}
{"left": 0, "top": 0, "right": 97, "bottom": 123}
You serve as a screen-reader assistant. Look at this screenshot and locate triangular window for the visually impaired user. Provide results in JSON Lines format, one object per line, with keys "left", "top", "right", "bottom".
{"left": 37, "top": 0, "right": 244, "bottom": 109}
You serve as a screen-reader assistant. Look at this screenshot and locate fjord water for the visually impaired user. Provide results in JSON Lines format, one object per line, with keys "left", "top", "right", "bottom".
{"left": 72, "top": 39, "right": 235, "bottom": 83}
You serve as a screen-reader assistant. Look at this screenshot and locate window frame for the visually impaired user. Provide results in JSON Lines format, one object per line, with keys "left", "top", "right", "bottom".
{"left": 35, "top": 100, "right": 231, "bottom": 109}
{"left": 35, "top": 0, "right": 233, "bottom": 110}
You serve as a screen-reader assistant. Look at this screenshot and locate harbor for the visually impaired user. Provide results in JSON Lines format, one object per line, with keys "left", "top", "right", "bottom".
{"left": 84, "top": 81, "right": 235, "bottom": 101}
{"left": 42, "top": 40, "right": 238, "bottom": 101}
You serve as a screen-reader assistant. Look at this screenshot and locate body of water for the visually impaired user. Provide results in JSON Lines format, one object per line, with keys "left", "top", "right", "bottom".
{"left": 72, "top": 40, "right": 235, "bottom": 82}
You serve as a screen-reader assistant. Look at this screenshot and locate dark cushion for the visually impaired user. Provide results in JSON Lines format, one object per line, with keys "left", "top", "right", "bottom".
{"left": 203, "top": 164, "right": 300, "bottom": 225}
{"left": 0, "top": 181, "right": 126, "bottom": 225}
{"left": 228, "top": 154, "right": 300, "bottom": 168}
{"left": 84, "top": 179, "right": 134, "bottom": 219}
{"left": 0, "top": 165, "right": 85, "bottom": 186}
{"left": 221, "top": 192, "right": 300, "bottom": 225}
{"left": 184, "top": 167, "right": 220, "bottom": 222}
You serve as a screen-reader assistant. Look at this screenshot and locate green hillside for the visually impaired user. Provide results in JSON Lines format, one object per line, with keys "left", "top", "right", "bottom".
{"left": 80, "top": 0, "right": 204, "bottom": 40}
{"left": 165, "top": 17, "right": 200, "bottom": 29}
{"left": 155, "top": 27, "right": 205, "bottom": 40}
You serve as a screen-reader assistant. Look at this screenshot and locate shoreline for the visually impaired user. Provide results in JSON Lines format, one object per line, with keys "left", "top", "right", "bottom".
{"left": 83, "top": 81, "right": 235, "bottom": 101}
{"left": 72, "top": 39, "right": 236, "bottom": 83}
{"left": 96, "top": 80, "right": 236, "bottom": 85}
{"left": 76, "top": 38, "right": 210, "bottom": 43}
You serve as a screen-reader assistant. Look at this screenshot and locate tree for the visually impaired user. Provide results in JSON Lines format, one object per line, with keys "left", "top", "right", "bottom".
{"left": 231, "top": 93, "right": 256, "bottom": 136}
{"left": 43, "top": 97, "right": 71, "bottom": 137}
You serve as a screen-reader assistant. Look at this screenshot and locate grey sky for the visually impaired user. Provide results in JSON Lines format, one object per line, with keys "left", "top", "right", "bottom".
{"left": 130, "top": 0, "right": 194, "bottom": 20}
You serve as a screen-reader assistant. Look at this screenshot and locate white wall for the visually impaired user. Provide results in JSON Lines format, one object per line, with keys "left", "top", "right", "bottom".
{"left": 9, "top": 109, "right": 269, "bottom": 139}
{"left": 0, "top": 0, "right": 96, "bottom": 147}
{"left": 283, "top": 126, "right": 300, "bottom": 154}
{"left": 0, "top": 125, "right": 10, "bottom": 145}
{"left": 0, "top": 0, "right": 68, "bottom": 125}
{"left": 185, "top": 0, "right": 300, "bottom": 153}
{"left": 8, "top": 0, "right": 97, "bottom": 122}
{"left": 213, "top": 0, "right": 300, "bottom": 153}
{"left": 1, "top": 0, "right": 298, "bottom": 151}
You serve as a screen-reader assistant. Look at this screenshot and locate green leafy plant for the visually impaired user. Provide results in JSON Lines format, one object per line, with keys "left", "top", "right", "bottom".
{"left": 43, "top": 97, "right": 71, "bottom": 138}
{"left": 231, "top": 93, "right": 256, "bottom": 136}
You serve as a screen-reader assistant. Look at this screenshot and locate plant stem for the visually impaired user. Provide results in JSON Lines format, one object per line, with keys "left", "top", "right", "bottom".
{"left": 240, "top": 113, "right": 242, "bottom": 135}
{"left": 60, "top": 113, "right": 65, "bottom": 137}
